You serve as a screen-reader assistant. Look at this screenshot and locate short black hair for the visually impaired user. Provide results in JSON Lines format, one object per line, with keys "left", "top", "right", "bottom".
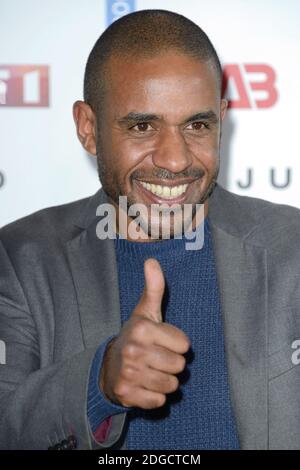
{"left": 84, "top": 9, "right": 222, "bottom": 112}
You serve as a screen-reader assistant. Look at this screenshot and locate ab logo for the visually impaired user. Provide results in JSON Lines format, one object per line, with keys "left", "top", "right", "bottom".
{"left": 223, "top": 64, "right": 278, "bottom": 109}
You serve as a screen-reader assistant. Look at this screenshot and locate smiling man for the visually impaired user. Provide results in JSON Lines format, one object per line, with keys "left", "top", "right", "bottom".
{"left": 0, "top": 9, "right": 300, "bottom": 451}
{"left": 74, "top": 15, "right": 226, "bottom": 241}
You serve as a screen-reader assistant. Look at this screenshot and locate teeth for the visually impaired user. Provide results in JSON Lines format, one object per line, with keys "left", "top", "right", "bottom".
{"left": 156, "top": 185, "right": 163, "bottom": 195}
{"left": 163, "top": 186, "right": 170, "bottom": 197}
{"left": 171, "top": 186, "right": 178, "bottom": 197}
{"left": 139, "top": 181, "right": 188, "bottom": 198}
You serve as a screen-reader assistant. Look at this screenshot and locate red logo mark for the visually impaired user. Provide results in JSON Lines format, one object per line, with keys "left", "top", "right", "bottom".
{"left": 0, "top": 65, "right": 49, "bottom": 107}
{"left": 222, "top": 64, "right": 278, "bottom": 109}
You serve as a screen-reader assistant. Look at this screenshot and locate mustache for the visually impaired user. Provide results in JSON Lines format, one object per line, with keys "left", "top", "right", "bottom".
{"left": 131, "top": 167, "right": 205, "bottom": 181}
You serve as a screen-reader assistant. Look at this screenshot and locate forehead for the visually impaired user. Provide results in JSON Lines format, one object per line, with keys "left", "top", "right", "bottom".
{"left": 104, "top": 52, "right": 220, "bottom": 119}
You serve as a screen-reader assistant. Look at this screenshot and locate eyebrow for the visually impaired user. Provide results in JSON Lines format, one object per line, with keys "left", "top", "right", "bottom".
{"left": 117, "top": 112, "right": 160, "bottom": 125}
{"left": 117, "top": 110, "right": 219, "bottom": 126}
{"left": 183, "top": 111, "right": 219, "bottom": 125}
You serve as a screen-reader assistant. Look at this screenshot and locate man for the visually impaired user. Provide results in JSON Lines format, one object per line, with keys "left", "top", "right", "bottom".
{"left": 0, "top": 9, "right": 300, "bottom": 450}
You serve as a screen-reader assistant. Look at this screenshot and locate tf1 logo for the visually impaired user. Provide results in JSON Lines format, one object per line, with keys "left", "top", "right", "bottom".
{"left": 222, "top": 64, "right": 278, "bottom": 109}
{"left": 0, "top": 65, "right": 49, "bottom": 107}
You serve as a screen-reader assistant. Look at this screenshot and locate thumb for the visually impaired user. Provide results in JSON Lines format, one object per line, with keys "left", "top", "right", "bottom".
{"left": 135, "top": 258, "right": 165, "bottom": 323}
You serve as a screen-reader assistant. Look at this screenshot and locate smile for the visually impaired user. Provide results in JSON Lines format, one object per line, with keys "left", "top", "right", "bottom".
{"left": 139, "top": 181, "right": 188, "bottom": 199}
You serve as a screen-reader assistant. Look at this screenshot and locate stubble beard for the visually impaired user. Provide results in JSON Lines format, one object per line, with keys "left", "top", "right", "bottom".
{"left": 96, "top": 141, "right": 220, "bottom": 239}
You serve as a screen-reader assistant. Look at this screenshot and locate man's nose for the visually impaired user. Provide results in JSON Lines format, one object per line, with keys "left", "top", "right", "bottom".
{"left": 152, "top": 127, "right": 192, "bottom": 174}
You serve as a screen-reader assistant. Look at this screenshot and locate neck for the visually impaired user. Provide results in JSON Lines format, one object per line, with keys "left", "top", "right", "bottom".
{"left": 111, "top": 199, "right": 208, "bottom": 243}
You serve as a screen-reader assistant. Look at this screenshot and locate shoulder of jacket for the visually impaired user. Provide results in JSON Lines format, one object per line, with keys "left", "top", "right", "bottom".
{"left": 228, "top": 189, "right": 300, "bottom": 248}
{"left": 0, "top": 195, "right": 90, "bottom": 250}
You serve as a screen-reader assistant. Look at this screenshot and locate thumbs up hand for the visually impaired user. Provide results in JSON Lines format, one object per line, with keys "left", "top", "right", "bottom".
{"left": 99, "top": 258, "right": 190, "bottom": 409}
{"left": 133, "top": 257, "right": 165, "bottom": 323}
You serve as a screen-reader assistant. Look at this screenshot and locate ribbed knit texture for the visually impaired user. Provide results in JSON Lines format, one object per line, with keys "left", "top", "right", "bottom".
{"left": 113, "top": 218, "right": 240, "bottom": 449}
{"left": 87, "top": 335, "right": 129, "bottom": 432}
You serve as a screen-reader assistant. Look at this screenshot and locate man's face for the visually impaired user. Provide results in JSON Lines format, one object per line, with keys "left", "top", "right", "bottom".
{"left": 78, "top": 51, "right": 227, "bottom": 238}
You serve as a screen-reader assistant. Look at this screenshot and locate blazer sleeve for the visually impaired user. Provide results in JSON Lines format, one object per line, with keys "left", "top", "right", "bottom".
{"left": 0, "top": 239, "right": 126, "bottom": 450}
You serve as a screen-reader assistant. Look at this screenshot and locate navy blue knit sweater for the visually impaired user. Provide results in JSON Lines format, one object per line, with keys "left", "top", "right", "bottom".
{"left": 88, "top": 218, "right": 240, "bottom": 449}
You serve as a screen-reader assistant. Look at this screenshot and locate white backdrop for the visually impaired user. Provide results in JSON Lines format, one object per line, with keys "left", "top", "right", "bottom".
{"left": 1, "top": 0, "right": 299, "bottom": 227}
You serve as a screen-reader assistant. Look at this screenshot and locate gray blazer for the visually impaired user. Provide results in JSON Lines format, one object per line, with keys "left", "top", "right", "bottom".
{"left": 0, "top": 184, "right": 300, "bottom": 450}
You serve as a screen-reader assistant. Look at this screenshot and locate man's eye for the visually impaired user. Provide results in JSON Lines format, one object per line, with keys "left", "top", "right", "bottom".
{"left": 186, "top": 121, "right": 208, "bottom": 131}
{"left": 131, "top": 122, "right": 152, "bottom": 132}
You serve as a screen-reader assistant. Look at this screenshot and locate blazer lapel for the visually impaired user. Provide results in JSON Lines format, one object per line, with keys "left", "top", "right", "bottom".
{"left": 209, "top": 185, "right": 268, "bottom": 449}
{"left": 66, "top": 189, "right": 121, "bottom": 349}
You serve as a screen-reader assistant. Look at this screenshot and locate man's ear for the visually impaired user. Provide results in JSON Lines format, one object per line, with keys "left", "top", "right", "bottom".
{"left": 72, "top": 100, "right": 97, "bottom": 156}
{"left": 220, "top": 98, "right": 228, "bottom": 121}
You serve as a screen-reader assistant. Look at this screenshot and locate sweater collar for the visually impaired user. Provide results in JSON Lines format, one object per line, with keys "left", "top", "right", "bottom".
{"left": 114, "top": 218, "right": 210, "bottom": 258}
